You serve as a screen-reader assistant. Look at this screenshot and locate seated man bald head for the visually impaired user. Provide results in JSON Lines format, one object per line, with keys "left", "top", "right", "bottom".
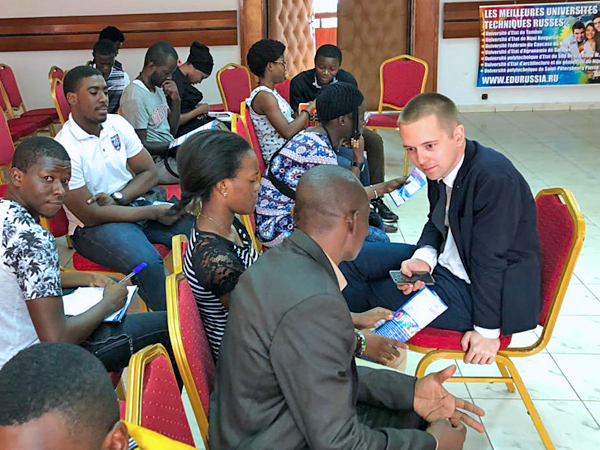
{"left": 211, "top": 166, "right": 480, "bottom": 450}
{"left": 294, "top": 165, "right": 370, "bottom": 263}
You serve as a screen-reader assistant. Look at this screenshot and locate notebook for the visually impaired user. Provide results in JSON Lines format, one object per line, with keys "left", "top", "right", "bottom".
{"left": 62, "top": 286, "right": 138, "bottom": 322}
{"left": 168, "top": 119, "right": 229, "bottom": 149}
{"left": 373, "top": 287, "right": 448, "bottom": 342}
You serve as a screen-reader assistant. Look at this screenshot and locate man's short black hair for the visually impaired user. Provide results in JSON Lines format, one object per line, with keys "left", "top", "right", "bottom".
{"left": 144, "top": 41, "right": 178, "bottom": 67}
{"left": 0, "top": 343, "right": 119, "bottom": 443}
{"left": 93, "top": 39, "right": 117, "bottom": 57}
{"left": 247, "top": 39, "right": 286, "bottom": 77}
{"left": 99, "top": 26, "right": 125, "bottom": 43}
{"left": 315, "top": 44, "right": 342, "bottom": 64}
{"left": 573, "top": 20, "right": 585, "bottom": 31}
{"left": 63, "top": 65, "right": 103, "bottom": 95}
{"left": 11, "top": 137, "right": 70, "bottom": 172}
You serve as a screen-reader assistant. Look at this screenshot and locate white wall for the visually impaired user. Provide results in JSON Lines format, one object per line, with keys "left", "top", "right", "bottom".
{"left": 0, "top": 0, "right": 240, "bottom": 109}
{"left": 437, "top": 0, "right": 600, "bottom": 108}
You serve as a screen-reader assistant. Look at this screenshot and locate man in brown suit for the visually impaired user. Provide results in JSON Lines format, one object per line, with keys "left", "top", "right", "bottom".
{"left": 210, "top": 165, "right": 485, "bottom": 450}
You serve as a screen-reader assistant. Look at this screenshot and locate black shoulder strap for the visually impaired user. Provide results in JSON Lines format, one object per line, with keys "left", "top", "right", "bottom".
{"left": 265, "top": 137, "right": 297, "bottom": 200}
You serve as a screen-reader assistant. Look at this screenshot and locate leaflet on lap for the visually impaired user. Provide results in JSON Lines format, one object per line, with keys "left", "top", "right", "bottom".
{"left": 389, "top": 168, "right": 427, "bottom": 207}
{"left": 62, "top": 286, "right": 138, "bottom": 322}
{"left": 374, "top": 287, "right": 447, "bottom": 342}
{"left": 168, "top": 119, "right": 229, "bottom": 149}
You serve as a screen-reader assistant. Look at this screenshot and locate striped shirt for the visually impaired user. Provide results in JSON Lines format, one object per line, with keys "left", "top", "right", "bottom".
{"left": 106, "top": 64, "right": 130, "bottom": 114}
{"left": 183, "top": 218, "right": 259, "bottom": 361}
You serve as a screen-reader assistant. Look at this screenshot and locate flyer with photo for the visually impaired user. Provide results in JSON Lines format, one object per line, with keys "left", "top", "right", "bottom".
{"left": 389, "top": 168, "right": 427, "bottom": 207}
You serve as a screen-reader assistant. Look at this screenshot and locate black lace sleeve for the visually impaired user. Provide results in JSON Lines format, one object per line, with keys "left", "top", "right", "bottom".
{"left": 190, "top": 233, "right": 247, "bottom": 298}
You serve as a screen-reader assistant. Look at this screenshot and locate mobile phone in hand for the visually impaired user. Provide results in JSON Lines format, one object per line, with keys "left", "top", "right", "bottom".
{"left": 389, "top": 270, "right": 435, "bottom": 286}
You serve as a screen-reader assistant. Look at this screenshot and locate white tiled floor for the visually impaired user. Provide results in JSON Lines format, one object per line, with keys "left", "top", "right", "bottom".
{"left": 377, "top": 109, "right": 600, "bottom": 450}
{"left": 56, "top": 110, "right": 600, "bottom": 449}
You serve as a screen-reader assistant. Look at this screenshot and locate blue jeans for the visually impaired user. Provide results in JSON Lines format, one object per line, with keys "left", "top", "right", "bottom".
{"left": 340, "top": 242, "right": 474, "bottom": 331}
{"left": 72, "top": 211, "right": 195, "bottom": 311}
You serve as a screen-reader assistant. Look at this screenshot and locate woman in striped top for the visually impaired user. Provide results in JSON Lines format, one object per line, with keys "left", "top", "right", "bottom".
{"left": 176, "top": 130, "right": 261, "bottom": 361}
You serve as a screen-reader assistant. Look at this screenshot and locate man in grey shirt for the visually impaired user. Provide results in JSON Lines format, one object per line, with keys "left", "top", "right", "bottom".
{"left": 121, "top": 41, "right": 181, "bottom": 184}
{"left": 211, "top": 165, "right": 485, "bottom": 450}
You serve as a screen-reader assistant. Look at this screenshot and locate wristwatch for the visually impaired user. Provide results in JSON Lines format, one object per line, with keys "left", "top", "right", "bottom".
{"left": 351, "top": 160, "right": 365, "bottom": 171}
{"left": 355, "top": 330, "right": 367, "bottom": 357}
{"left": 110, "top": 191, "right": 124, "bottom": 204}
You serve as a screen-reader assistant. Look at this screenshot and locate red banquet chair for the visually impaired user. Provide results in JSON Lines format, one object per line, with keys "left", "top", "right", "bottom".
{"left": 126, "top": 343, "right": 195, "bottom": 446}
{"left": 216, "top": 63, "right": 252, "bottom": 114}
{"left": 0, "top": 84, "right": 49, "bottom": 142}
{"left": 366, "top": 55, "right": 428, "bottom": 175}
{"left": 51, "top": 78, "right": 71, "bottom": 126}
{"left": 48, "top": 66, "right": 65, "bottom": 85}
{"left": 0, "top": 64, "right": 58, "bottom": 130}
{"left": 240, "top": 101, "right": 266, "bottom": 174}
{"left": 167, "top": 251, "right": 215, "bottom": 448}
{"left": 275, "top": 76, "right": 292, "bottom": 104}
{"left": 407, "top": 188, "right": 585, "bottom": 450}
{"left": 0, "top": 114, "right": 16, "bottom": 184}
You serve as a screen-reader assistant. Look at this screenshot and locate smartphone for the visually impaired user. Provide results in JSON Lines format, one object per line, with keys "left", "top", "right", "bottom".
{"left": 389, "top": 270, "right": 435, "bottom": 286}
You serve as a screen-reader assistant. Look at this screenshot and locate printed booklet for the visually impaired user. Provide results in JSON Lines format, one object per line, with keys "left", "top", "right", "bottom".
{"left": 389, "top": 167, "right": 427, "bottom": 207}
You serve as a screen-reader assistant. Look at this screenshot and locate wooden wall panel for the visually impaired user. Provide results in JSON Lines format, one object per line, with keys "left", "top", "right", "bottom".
{"left": 444, "top": 0, "right": 573, "bottom": 39}
{"left": 0, "top": 11, "right": 237, "bottom": 52}
{"left": 412, "top": 0, "right": 439, "bottom": 92}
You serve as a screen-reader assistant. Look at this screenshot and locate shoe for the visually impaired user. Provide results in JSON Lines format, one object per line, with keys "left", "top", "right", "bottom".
{"left": 373, "top": 198, "right": 398, "bottom": 222}
{"left": 383, "top": 223, "right": 398, "bottom": 233}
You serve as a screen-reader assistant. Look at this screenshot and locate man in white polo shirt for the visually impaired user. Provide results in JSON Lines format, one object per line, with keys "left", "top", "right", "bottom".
{"left": 55, "top": 66, "right": 193, "bottom": 311}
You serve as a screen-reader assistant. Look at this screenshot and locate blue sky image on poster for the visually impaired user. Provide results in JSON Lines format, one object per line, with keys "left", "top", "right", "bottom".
{"left": 478, "top": 2, "right": 600, "bottom": 87}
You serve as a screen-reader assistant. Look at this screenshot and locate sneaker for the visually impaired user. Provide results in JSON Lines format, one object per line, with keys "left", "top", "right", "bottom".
{"left": 373, "top": 198, "right": 399, "bottom": 222}
{"left": 383, "top": 223, "right": 398, "bottom": 233}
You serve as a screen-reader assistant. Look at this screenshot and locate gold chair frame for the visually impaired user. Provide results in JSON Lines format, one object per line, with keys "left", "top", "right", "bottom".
{"left": 407, "top": 188, "right": 585, "bottom": 450}
{"left": 51, "top": 77, "right": 68, "bottom": 126}
{"left": 216, "top": 63, "right": 252, "bottom": 113}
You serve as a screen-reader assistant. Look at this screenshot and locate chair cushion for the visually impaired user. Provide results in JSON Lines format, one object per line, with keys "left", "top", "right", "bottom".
{"left": 209, "top": 103, "right": 224, "bottom": 112}
{"left": 7, "top": 119, "right": 40, "bottom": 141}
{"left": 72, "top": 244, "right": 170, "bottom": 272}
{"left": 21, "top": 108, "right": 59, "bottom": 121}
{"left": 408, "top": 327, "right": 512, "bottom": 350}
{"left": 366, "top": 112, "right": 401, "bottom": 129}
{"left": 160, "top": 184, "right": 181, "bottom": 200}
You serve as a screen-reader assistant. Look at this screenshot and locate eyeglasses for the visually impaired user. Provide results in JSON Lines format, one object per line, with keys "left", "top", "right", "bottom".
{"left": 273, "top": 60, "right": 287, "bottom": 68}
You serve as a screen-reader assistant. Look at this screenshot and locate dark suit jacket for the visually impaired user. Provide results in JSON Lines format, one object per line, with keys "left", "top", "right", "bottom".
{"left": 210, "top": 230, "right": 436, "bottom": 450}
{"left": 418, "top": 139, "right": 542, "bottom": 334}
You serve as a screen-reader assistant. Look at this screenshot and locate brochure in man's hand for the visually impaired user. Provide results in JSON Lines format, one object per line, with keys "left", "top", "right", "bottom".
{"left": 389, "top": 167, "right": 427, "bottom": 207}
{"left": 373, "top": 287, "right": 448, "bottom": 342}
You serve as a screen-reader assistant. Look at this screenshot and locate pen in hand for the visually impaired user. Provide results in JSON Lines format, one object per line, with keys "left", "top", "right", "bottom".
{"left": 117, "top": 262, "right": 148, "bottom": 285}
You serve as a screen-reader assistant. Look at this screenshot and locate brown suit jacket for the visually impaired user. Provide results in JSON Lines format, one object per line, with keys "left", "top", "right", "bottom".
{"left": 209, "top": 230, "right": 436, "bottom": 450}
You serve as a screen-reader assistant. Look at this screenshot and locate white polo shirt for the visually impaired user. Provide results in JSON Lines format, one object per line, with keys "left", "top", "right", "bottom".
{"left": 55, "top": 113, "right": 144, "bottom": 234}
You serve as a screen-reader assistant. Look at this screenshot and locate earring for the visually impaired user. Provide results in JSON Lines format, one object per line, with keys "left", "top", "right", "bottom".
{"left": 223, "top": 192, "right": 228, "bottom": 198}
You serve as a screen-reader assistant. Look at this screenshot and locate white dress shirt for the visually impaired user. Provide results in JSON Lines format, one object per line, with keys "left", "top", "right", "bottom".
{"left": 412, "top": 155, "right": 500, "bottom": 339}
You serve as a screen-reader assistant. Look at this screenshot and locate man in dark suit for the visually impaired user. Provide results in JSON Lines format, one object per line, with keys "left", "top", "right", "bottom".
{"left": 341, "top": 93, "right": 542, "bottom": 365}
{"left": 211, "top": 165, "right": 485, "bottom": 450}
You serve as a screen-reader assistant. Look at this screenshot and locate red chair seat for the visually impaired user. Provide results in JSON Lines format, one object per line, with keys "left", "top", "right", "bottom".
{"left": 72, "top": 244, "right": 170, "bottom": 272}
{"left": 408, "top": 327, "right": 513, "bottom": 350}
{"left": 161, "top": 184, "right": 181, "bottom": 200}
{"left": 209, "top": 103, "right": 224, "bottom": 112}
{"left": 21, "top": 108, "right": 59, "bottom": 121}
{"left": 7, "top": 118, "right": 41, "bottom": 141}
{"left": 366, "top": 112, "right": 401, "bottom": 129}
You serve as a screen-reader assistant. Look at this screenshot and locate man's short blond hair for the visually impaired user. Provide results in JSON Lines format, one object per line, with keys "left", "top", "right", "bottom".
{"left": 399, "top": 93, "right": 461, "bottom": 136}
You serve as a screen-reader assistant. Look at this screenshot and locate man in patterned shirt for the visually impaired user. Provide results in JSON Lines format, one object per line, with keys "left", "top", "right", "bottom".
{"left": 0, "top": 137, "right": 177, "bottom": 372}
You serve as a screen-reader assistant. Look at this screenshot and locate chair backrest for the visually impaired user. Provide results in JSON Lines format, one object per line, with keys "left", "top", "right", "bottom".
{"left": 126, "top": 344, "right": 195, "bottom": 446}
{"left": 535, "top": 188, "right": 585, "bottom": 342}
{"left": 0, "top": 64, "right": 24, "bottom": 112}
{"left": 171, "top": 234, "right": 188, "bottom": 275}
{"left": 0, "top": 114, "right": 15, "bottom": 169}
{"left": 166, "top": 272, "right": 215, "bottom": 449}
{"left": 240, "top": 101, "right": 266, "bottom": 174}
{"left": 0, "top": 183, "right": 8, "bottom": 197}
{"left": 216, "top": 63, "right": 252, "bottom": 114}
{"left": 232, "top": 112, "right": 267, "bottom": 175}
{"left": 38, "top": 206, "right": 69, "bottom": 238}
{"left": 378, "top": 55, "right": 428, "bottom": 113}
{"left": 48, "top": 66, "right": 65, "bottom": 85}
{"left": 51, "top": 78, "right": 70, "bottom": 125}
{"left": 0, "top": 81, "right": 12, "bottom": 117}
{"left": 275, "top": 77, "right": 292, "bottom": 104}
{"left": 239, "top": 214, "right": 262, "bottom": 253}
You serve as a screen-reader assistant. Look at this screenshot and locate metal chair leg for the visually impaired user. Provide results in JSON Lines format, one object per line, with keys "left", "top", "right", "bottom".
{"left": 497, "top": 360, "right": 516, "bottom": 392}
